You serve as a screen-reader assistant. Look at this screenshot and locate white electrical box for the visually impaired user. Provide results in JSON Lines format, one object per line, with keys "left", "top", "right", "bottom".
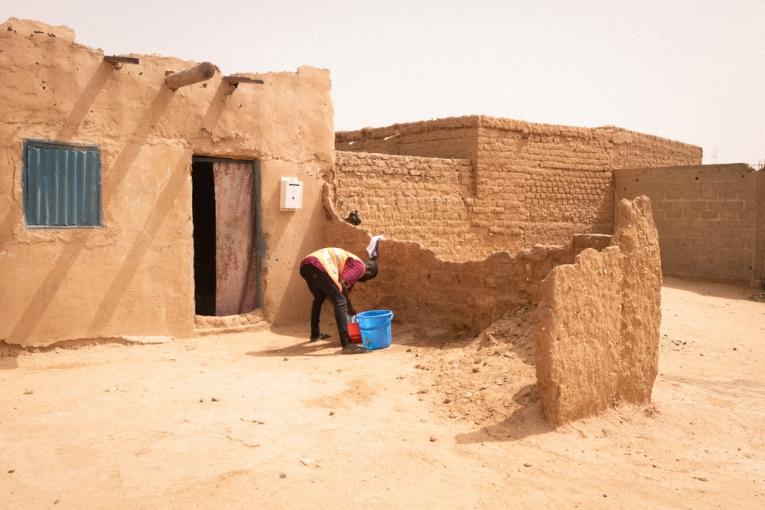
{"left": 280, "top": 177, "right": 303, "bottom": 211}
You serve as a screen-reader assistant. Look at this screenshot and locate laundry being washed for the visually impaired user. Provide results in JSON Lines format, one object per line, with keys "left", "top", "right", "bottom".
{"left": 366, "top": 234, "right": 385, "bottom": 259}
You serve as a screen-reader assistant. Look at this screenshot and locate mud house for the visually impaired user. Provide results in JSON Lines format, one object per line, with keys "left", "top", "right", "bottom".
{"left": 0, "top": 18, "right": 335, "bottom": 347}
{"left": 3, "top": 16, "right": 761, "bottom": 358}
{"left": 6, "top": 16, "right": 753, "bottom": 425}
{"left": 0, "top": 17, "right": 725, "bottom": 350}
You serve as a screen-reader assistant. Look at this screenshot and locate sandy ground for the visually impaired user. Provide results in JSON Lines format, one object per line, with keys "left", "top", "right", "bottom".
{"left": 1, "top": 277, "right": 764, "bottom": 509}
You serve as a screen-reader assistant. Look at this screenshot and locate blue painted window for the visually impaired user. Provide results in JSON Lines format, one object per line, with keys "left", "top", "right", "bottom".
{"left": 23, "top": 140, "right": 101, "bottom": 227}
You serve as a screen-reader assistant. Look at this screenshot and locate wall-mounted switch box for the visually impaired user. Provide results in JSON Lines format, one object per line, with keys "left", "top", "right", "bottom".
{"left": 280, "top": 177, "right": 303, "bottom": 211}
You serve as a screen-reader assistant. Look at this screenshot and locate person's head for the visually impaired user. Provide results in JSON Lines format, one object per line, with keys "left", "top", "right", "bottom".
{"left": 358, "top": 258, "right": 378, "bottom": 282}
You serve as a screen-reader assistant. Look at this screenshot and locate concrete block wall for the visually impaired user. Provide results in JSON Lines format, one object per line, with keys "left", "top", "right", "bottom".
{"left": 756, "top": 170, "right": 765, "bottom": 287}
{"left": 615, "top": 164, "right": 762, "bottom": 285}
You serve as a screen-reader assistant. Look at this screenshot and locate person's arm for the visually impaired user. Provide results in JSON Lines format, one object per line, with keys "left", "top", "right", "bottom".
{"left": 341, "top": 281, "right": 357, "bottom": 317}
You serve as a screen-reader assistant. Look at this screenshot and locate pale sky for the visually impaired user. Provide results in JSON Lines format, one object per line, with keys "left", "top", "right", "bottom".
{"left": 3, "top": 0, "right": 763, "bottom": 166}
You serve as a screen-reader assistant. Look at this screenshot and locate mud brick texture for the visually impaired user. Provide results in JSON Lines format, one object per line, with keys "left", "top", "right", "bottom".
{"left": 323, "top": 192, "right": 659, "bottom": 426}
{"left": 332, "top": 151, "right": 478, "bottom": 261}
{"left": 535, "top": 197, "right": 662, "bottom": 425}
{"left": 335, "top": 116, "right": 700, "bottom": 260}
{"left": 323, "top": 194, "right": 612, "bottom": 332}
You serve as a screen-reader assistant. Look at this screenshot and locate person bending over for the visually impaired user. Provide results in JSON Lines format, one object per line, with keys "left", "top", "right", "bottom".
{"left": 299, "top": 247, "right": 378, "bottom": 354}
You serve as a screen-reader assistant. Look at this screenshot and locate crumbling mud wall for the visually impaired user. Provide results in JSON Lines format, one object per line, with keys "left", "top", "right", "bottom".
{"left": 334, "top": 116, "right": 701, "bottom": 258}
{"left": 323, "top": 189, "right": 611, "bottom": 332}
{"left": 615, "top": 164, "right": 763, "bottom": 286}
{"left": 324, "top": 193, "right": 659, "bottom": 425}
{"left": 535, "top": 196, "right": 662, "bottom": 425}
{"left": 0, "top": 18, "right": 335, "bottom": 347}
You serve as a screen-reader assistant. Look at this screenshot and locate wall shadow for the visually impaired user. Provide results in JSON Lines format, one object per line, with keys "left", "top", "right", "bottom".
{"left": 101, "top": 86, "right": 175, "bottom": 200}
{"left": 0, "top": 358, "right": 19, "bottom": 370}
{"left": 246, "top": 339, "right": 339, "bottom": 358}
{"left": 57, "top": 62, "right": 113, "bottom": 142}
{"left": 0, "top": 342, "right": 20, "bottom": 370}
{"left": 8, "top": 85, "right": 174, "bottom": 344}
{"left": 263, "top": 180, "right": 291, "bottom": 252}
{"left": 384, "top": 306, "right": 538, "bottom": 364}
{"left": 0, "top": 63, "right": 113, "bottom": 252}
{"left": 269, "top": 197, "right": 335, "bottom": 327}
{"left": 0, "top": 208, "right": 20, "bottom": 252}
{"left": 454, "top": 384, "right": 552, "bottom": 444}
{"left": 198, "top": 81, "right": 233, "bottom": 136}
{"left": 662, "top": 276, "right": 756, "bottom": 301}
{"left": 392, "top": 324, "right": 477, "bottom": 350}
{"left": 86, "top": 150, "right": 190, "bottom": 334}
{"left": 7, "top": 239, "right": 88, "bottom": 342}
{"left": 88, "top": 82, "right": 231, "bottom": 334}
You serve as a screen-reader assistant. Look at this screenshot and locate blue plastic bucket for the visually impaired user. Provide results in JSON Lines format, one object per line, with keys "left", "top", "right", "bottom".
{"left": 356, "top": 310, "right": 394, "bottom": 350}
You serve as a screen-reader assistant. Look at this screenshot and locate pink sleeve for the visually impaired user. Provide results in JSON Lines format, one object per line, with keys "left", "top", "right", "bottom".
{"left": 341, "top": 258, "right": 366, "bottom": 290}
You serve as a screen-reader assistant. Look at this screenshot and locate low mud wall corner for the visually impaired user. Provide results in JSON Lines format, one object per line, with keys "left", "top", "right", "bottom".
{"left": 535, "top": 196, "right": 662, "bottom": 426}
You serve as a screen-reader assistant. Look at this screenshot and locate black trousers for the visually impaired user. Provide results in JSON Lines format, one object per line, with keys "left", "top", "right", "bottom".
{"left": 300, "top": 265, "right": 351, "bottom": 347}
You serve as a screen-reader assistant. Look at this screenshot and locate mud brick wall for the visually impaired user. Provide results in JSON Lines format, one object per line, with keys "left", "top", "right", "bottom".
{"left": 323, "top": 195, "right": 612, "bottom": 332}
{"left": 535, "top": 197, "right": 662, "bottom": 425}
{"left": 323, "top": 194, "right": 660, "bottom": 426}
{"left": 332, "top": 151, "right": 480, "bottom": 261}
{"left": 335, "top": 116, "right": 701, "bottom": 258}
{"left": 335, "top": 118, "right": 478, "bottom": 162}
{"left": 470, "top": 120, "right": 699, "bottom": 250}
{"left": 598, "top": 126, "right": 704, "bottom": 169}
{"left": 615, "top": 164, "right": 762, "bottom": 285}
{"left": 474, "top": 124, "right": 616, "bottom": 250}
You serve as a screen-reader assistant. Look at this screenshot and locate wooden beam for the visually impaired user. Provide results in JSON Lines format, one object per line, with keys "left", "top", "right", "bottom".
{"left": 104, "top": 55, "right": 140, "bottom": 65}
{"left": 223, "top": 75, "right": 265, "bottom": 85}
{"left": 104, "top": 55, "right": 139, "bottom": 70}
{"left": 165, "top": 62, "right": 216, "bottom": 91}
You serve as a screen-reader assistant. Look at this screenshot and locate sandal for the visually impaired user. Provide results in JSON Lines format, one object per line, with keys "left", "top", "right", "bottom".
{"left": 342, "top": 343, "right": 369, "bottom": 354}
{"left": 309, "top": 333, "right": 331, "bottom": 342}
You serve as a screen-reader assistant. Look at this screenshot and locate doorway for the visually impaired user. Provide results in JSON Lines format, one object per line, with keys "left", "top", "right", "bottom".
{"left": 192, "top": 157, "right": 261, "bottom": 316}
